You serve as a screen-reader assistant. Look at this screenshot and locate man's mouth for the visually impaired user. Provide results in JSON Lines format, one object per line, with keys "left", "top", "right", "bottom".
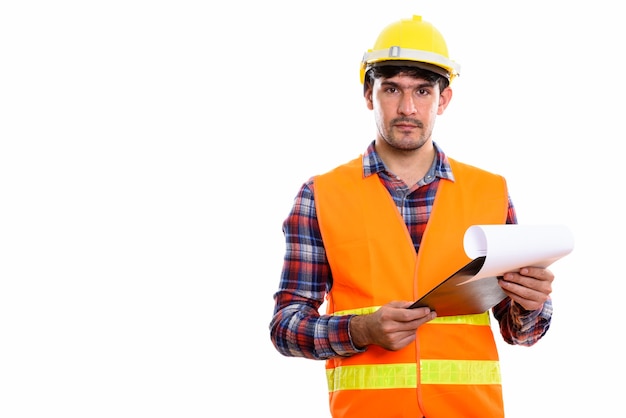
{"left": 393, "top": 118, "right": 423, "bottom": 130}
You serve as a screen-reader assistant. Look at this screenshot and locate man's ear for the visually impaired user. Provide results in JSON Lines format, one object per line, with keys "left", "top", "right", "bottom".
{"left": 437, "top": 86, "right": 453, "bottom": 115}
{"left": 364, "top": 84, "right": 374, "bottom": 110}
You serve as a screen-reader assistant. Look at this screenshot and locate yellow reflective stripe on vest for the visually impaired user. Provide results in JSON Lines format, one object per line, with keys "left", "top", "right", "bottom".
{"left": 421, "top": 359, "right": 501, "bottom": 385}
{"left": 328, "top": 363, "right": 417, "bottom": 391}
{"left": 327, "top": 360, "right": 501, "bottom": 391}
{"left": 430, "top": 312, "right": 491, "bottom": 326}
{"left": 333, "top": 307, "right": 491, "bottom": 326}
{"left": 333, "top": 306, "right": 381, "bottom": 316}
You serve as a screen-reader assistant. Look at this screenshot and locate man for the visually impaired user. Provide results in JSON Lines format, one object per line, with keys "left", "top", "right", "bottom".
{"left": 269, "top": 15, "right": 554, "bottom": 418}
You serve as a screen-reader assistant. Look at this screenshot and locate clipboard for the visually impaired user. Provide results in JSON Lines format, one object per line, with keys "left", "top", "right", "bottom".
{"left": 407, "top": 256, "right": 506, "bottom": 316}
{"left": 407, "top": 224, "right": 575, "bottom": 317}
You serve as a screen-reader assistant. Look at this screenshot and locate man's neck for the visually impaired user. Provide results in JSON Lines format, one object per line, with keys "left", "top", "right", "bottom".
{"left": 375, "top": 140, "right": 436, "bottom": 187}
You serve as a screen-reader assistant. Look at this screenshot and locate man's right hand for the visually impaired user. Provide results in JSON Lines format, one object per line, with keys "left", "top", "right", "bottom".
{"left": 349, "top": 301, "right": 436, "bottom": 351}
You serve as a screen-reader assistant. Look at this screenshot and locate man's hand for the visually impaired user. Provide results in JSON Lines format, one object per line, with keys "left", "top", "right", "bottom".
{"left": 349, "top": 301, "right": 436, "bottom": 351}
{"left": 499, "top": 267, "right": 554, "bottom": 311}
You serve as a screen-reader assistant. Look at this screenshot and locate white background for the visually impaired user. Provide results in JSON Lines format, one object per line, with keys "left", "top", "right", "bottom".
{"left": 1, "top": 1, "right": 623, "bottom": 417}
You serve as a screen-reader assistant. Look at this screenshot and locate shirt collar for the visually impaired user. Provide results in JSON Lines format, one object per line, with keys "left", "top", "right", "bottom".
{"left": 361, "top": 140, "right": 455, "bottom": 182}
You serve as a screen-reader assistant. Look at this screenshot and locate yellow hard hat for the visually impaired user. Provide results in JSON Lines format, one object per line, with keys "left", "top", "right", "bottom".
{"left": 360, "top": 15, "right": 461, "bottom": 84}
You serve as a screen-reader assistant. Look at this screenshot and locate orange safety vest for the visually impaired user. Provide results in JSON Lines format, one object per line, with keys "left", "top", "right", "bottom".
{"left": 314, "top": 156, "right": 509, "bottom": 418}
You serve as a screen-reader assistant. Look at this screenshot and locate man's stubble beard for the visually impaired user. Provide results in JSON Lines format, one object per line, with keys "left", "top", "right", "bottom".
{"left": 384, "top": 116, "right": 433, "bottom": 151}
{"left": 384, "top": 127, "right": 432, "bottom": 152}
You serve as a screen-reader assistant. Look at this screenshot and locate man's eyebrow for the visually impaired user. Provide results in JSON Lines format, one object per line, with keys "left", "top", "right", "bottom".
{"left": 381, "top": 80, "right": 435, "bottom": 89}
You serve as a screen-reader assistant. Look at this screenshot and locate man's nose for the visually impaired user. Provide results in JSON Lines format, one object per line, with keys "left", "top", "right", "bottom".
{"left": 398, "top": 93, "right": 417, "bottom": 115}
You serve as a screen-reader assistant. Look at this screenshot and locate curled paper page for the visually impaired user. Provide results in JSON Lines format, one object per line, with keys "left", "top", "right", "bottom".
{"left": 461, "top": 224, "right": 575, "bottom": 284}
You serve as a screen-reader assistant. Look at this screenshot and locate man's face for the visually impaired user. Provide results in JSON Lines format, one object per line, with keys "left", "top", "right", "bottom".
{"left": 366, "top": 73, "right": 451, "bottom": 152}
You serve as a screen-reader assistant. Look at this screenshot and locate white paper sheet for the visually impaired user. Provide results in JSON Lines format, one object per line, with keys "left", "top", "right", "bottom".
{"left": 461, "top": 224, "right": 575, "bottom": 284}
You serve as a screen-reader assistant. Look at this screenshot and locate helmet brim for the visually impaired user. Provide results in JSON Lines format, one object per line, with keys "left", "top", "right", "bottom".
{"left": 367, "top": 59, "right": 454, "bottom": 80}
